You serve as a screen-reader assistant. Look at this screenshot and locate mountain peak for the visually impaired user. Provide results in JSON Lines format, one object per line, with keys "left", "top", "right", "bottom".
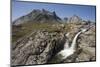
{"left": 13, "top": 9, "right": 62, "bottom": 25}
{"left": 30, "top": 9, "right": 41, "bottom": 14}
{"left": 68, "top": 15, "right": 82, "bottom": 23}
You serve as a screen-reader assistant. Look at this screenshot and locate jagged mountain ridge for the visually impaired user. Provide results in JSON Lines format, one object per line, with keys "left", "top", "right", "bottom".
{"left": 13, "top": 9, "right": 93, "bottom": 25}
{"left": 13, "top": 9, "right": 62, "bottom": 25}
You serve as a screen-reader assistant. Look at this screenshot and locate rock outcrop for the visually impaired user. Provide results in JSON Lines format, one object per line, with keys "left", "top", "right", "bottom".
{"left": 11, "top": 30, "right": 66, "bottom": 65}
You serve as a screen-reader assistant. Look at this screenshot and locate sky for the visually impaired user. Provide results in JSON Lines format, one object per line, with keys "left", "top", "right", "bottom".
{"left": 12, "top": 0, "right": 96, "bottom": 22}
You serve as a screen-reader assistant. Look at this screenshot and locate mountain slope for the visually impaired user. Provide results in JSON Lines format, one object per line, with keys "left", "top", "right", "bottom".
{"left": 13, "top": 9, "right": 62, "bottom": 25}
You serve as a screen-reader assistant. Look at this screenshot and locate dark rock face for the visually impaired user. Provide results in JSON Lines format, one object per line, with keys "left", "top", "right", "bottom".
{"left": 63, "top": 17, "right": 68, "bottom": 23}
{"left": 13, "top": 9, "right": 61, "bottom": 25}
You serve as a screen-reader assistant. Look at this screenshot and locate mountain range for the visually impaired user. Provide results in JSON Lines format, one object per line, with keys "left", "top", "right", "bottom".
{"left": 13, "top": 9, "right": 87, "bottom": 25}
{"left": 13, "top": 9, "right": 62, "bottom": 25}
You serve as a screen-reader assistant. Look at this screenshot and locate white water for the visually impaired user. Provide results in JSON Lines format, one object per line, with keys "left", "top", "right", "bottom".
{"left": 57, "top": 28, "right": 87, "bottom": 60}
{"left": 57, "top": 48, "right": 75, "bottom": 59}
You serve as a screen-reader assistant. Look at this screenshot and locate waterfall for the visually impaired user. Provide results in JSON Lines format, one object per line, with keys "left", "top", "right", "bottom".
{"left": 57, "top": 29, "right": 87, "bottom": 60}
{"left": 48, "top": 29, "right": 87, "bottom": 63}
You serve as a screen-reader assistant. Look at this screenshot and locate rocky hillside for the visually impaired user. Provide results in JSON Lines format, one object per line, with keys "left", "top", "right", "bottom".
{"left": 13, "top": 9, "right": 61, "bottom": 25}
{"left": 11, "top": 22, "right": 96, "bottom": 66}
